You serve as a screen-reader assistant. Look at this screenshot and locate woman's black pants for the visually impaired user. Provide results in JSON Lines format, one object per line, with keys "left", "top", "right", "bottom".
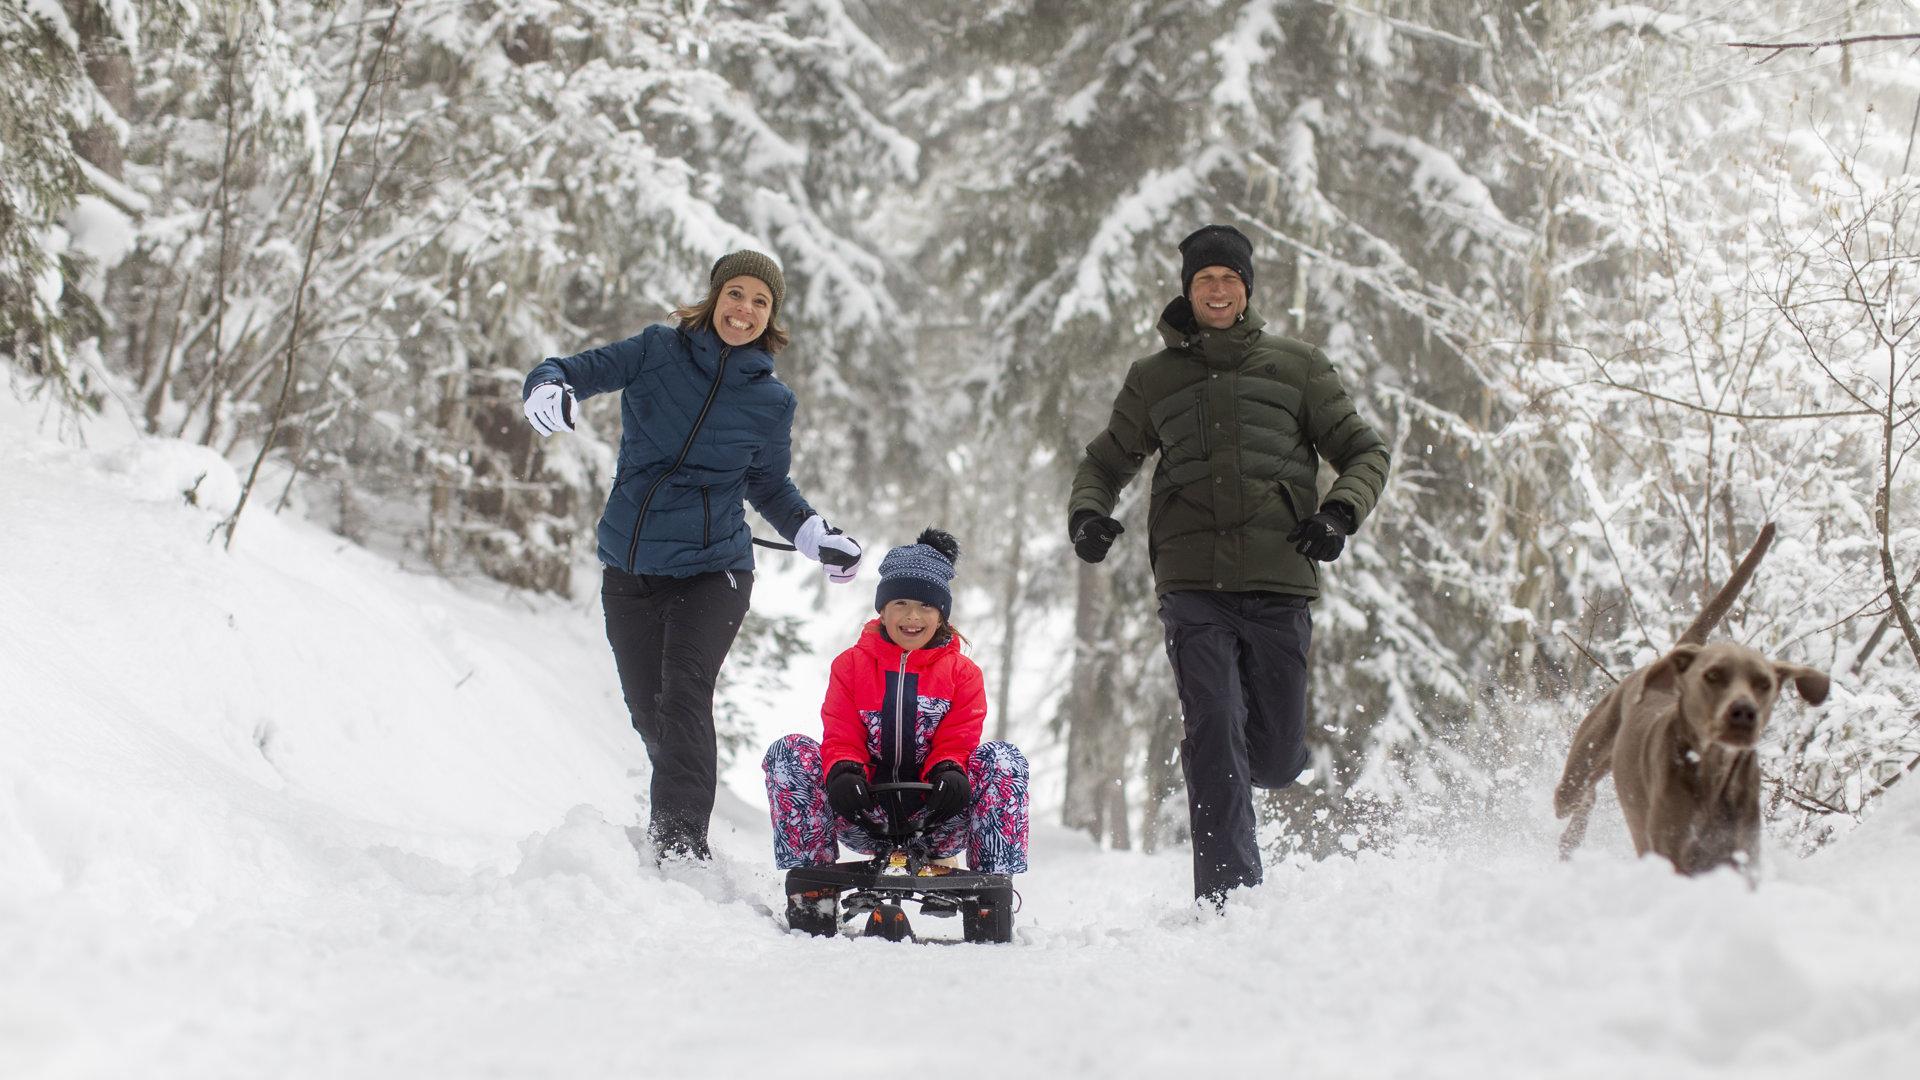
{"left": 601, "top": 566, "right": 753, "bottom": 859}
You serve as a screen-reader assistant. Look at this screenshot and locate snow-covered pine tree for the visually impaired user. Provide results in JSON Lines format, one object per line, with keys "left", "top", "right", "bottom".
{"left": 889, "top": 0, "right": 1547, "bottom": 851}
{"left": 15, "top": 0, "right": 925, "bottom": 767}
{"left": 0, "top": 0, "right": 161, "bottom": 410}
{"left": 884, "top": 0, "right": 1916, "bottom": 857}
{"left": 89, "top": 0, "right": 916, "bottom": 595}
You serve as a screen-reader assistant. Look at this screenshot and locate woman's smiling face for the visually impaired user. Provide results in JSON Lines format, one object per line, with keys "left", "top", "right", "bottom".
{"left": 713, "top": 275, "right": 773, "bottom": 346}
{"left": 881, "top": 598, "right": 943, "bottom": 651}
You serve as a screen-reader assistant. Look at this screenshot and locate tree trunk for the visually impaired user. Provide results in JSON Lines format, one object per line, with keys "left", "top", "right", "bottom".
{"left": 65, "top": 1, "right": 132, "bottom": 181}
{"left": 1137, "top": 690, "right": 1183, "bottom": 854}
{"left": 425, "top": 336, "right": 471, "bottom": 565}
{"left": 992, "top": 479, "right": 1027, "bottom": 742}
{"left": 1062, "top": 559, "right": 1131, "bottom": 845}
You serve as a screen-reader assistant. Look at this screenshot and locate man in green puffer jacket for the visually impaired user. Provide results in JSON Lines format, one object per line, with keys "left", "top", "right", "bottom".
{"left": 1067, "top": 223, "right": 1390, "bottom": 904}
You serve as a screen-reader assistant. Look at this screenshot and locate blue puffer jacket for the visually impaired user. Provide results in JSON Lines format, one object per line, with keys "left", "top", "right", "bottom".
{"left": 523, "top": 324, "right": 816, "bottom": 577}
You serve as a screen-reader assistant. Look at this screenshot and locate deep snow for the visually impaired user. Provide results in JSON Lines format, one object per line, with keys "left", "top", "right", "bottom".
{"left": 2, "top": 389, "right": 1917, "bottom": 1080}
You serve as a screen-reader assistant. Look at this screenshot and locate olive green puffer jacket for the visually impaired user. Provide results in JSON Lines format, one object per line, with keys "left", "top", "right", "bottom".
{"left": 1068, "top": 299, "right": 1390, "bottom": 599}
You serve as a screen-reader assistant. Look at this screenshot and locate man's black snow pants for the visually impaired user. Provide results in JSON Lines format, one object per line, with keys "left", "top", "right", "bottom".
{"left": 602, "top": 566, "right": 752, "bottom": 860}
{"left": 1157, "top": 589, "right": 1313, "bottom": 901}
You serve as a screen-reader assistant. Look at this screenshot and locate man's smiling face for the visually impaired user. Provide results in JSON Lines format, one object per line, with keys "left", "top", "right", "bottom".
{"left": 1189, "top": 265, "right": 1247, "bottom": 330}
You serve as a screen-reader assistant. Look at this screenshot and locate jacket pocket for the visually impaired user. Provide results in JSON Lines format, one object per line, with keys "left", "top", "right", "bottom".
{"left": 1197, "top": 395, "right": 1211, "bottom": 458}
{"left": 700, "top": 486, "right": 712, "bottom": 547}
{"left": 1280, "top": 478, "right": 1323, "bottom": 524}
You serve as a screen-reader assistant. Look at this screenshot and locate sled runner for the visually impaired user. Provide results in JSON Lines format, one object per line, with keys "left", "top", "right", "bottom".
{"left": 782, "top": 782, "right": 1016, "bottom": 944}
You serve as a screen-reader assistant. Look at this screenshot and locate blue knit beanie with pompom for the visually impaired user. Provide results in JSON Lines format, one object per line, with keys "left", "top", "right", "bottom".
{"left": 875, "top": 528, "right": 961, "bottom": 622}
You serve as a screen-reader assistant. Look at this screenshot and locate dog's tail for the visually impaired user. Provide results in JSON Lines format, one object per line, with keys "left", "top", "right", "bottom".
{"left": 1675, "top": 522, "right": 1775, "bottom": 646}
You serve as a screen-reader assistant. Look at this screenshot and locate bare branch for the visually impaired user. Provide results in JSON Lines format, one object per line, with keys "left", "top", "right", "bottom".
{"left": 1600, "top": 382, "right": 1870, "bottom": 423}
{"left": 1302, "top": 0, "right": 1487, "bottom": 51}
{"left": 1772, "top": 291, "right": 1885, "bottom": 413}
{"left": 1559, "top": 631, "right": 1620, "bottom": 685}
{"left": 1905, "top": 89, "right": 1919, "bottom": 174}
{"left": 198, "top": 13, "right": 247, "bottom": 448}
{"left": 1878, "top": 462, "right": 1920, "bottom": 668}
{"left": 1505, "top": 336, "right": 1877, "bottom": 421}
{"left": 1862, "top": 752, "right": 1920, "bottom": 803}
{"left": 216, "top": 3, "right": 405, "bottom": 550}
{"left": 1762, "top": 776, "right": 1851, "bottom": 817}
{"left": 1727, "top": 34, "right": 1920, "bottom": 54}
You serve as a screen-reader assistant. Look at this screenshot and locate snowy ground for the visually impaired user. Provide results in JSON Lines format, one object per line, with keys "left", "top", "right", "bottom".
{"left": 3, "top": 391, "right": 1918, "bottom": 1079}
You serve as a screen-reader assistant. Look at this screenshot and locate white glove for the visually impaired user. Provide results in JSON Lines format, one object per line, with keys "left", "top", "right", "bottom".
{"left": 794, "top": 514, "right": 863, "bottom": 584}
{"left": 523, "top": 382, "right": 575, "bottom": 438}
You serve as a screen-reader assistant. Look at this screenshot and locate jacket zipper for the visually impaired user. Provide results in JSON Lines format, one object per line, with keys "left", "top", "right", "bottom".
{"left": 893, "top": 651, "right": 909, "bottom": 787}
{"left": 1198, "top": 393, "right": 1211, "bottom": 457}
{"left": 626, "top": 345, "right": 731, "bottom": 568}
{"left": 700, "top": 486, "right": 711, "bottom": 547}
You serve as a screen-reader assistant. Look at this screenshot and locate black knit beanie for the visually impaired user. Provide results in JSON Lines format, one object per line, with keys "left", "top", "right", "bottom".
{"left": 709, "top": 250, "right": 785, "bottom": 320}
{"left": 1178, "top": 224, "right": 1254, "bottom": 299}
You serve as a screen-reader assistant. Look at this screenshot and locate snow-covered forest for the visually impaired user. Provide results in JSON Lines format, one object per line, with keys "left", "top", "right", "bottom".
{"left": 5, "top": 1, "right": 1920, "bottom": 1076}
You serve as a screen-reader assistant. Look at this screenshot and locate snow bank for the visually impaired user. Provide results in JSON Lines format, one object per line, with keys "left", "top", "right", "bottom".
{"left": 0, "top": 390, "right": 644, "bottom": 922}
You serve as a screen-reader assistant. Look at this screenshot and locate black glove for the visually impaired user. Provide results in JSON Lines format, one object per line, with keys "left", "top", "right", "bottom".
{"left": 923, "top": 763, "right": 971, "bottom": 824}
{"left": 1286, "top": 503, "right": 1355, "bottom": 562}
{"left": 826, "top": 762, "right": 873, "bottom": 821}
{"left": 1071, "top": 511, "right": 1125, "bottom": 564}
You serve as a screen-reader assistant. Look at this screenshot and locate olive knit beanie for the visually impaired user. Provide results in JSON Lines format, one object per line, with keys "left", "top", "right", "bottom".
{"left": 709, "top": 250, "right": 786, "bottom": 319}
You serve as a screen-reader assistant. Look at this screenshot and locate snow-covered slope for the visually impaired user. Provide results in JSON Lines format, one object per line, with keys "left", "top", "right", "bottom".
{"left": 2, "top": 394, "right": 1916, "bottom": 1079}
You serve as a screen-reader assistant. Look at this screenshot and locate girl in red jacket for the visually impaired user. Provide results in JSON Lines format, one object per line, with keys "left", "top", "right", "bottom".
{"left": 763, "top": 529, "right": 1029, "bottom": 872}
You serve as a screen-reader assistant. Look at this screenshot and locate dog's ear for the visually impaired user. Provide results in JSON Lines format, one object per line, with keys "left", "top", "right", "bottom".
{"left": 1773, "top": 662, "right": 1831, "bottom": 705}
{"left": 1644, "top": 643, "right": 1702, "bottom": 694}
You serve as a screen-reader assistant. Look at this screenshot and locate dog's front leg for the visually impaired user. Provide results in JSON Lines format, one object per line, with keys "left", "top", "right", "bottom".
{"left": 1673, "top": 814, "right": 1754, "bottom": 878}
{"left": 1644, "top": 787, "right": 1700, "bottom": 875}
{"left": 1729, "top": 816, "right": 1763, "bottom": 888}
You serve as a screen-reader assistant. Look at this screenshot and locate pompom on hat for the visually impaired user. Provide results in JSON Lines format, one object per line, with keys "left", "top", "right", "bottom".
{"left": 875, "top": 528, "right": 961, "bottom": 622}
{"left": 708, "top": 249, "right": 786, "bottom": 319}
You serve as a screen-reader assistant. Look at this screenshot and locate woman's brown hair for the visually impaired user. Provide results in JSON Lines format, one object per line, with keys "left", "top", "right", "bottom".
{"left": 672, "top": 280, "right": 790, "bottom": 354}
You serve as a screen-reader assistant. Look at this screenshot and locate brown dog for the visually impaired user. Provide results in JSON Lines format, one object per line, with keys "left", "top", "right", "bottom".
{"left": 1554, "top": 524, "right": 1830, "bottom": 876}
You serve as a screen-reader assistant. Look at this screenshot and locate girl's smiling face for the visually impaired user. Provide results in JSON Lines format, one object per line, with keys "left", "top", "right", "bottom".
{"left": 881, "top": 599, "right": 942, "bottom": 651}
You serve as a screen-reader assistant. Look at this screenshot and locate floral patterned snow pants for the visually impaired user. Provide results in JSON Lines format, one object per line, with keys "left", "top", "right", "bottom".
{"left": 762, "top": 734, "right": 1030, "bottom": 873}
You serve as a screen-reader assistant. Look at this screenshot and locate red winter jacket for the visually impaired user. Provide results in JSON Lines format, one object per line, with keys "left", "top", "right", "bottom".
{"left": 820, "top": 620, "right": 987, "bottom": 783}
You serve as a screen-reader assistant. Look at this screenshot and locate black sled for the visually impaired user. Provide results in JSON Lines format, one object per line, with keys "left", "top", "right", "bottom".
{"left": 783, "top": 782, "right": 1016, "bottom": 944}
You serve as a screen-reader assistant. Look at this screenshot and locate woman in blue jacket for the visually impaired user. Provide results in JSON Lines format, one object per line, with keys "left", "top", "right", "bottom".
{"left": 522, "top": 250, "right": 863, "bottom": 861}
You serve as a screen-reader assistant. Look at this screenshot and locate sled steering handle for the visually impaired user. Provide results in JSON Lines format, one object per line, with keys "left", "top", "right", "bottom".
{"left": 868, "top": 782, "right": 934, "bottom": 794}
